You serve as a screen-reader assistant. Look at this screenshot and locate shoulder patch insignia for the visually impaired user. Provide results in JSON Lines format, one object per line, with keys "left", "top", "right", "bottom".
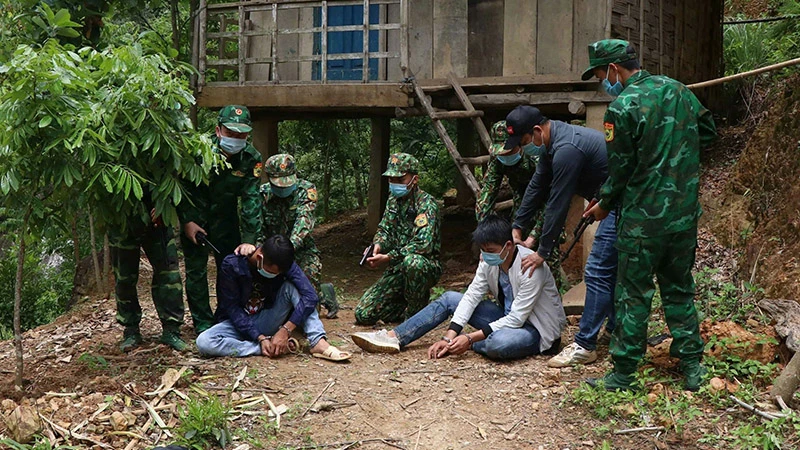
{"left": 253, "top": 162, "right": 262, "bottom": 177}
{"left": 414, "top": 213, "right": 428, "bottom": 228}
{"left": 604, "top": 122, "right": 615, "bottom": 142}
{"left": 307, "top": 188, "right": 318, "bottom": 201}
{"left": 232, "top": 170, "right": 245, "bottom": 177}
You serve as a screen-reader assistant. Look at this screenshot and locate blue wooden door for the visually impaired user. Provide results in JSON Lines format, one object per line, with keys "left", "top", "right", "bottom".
{"left": 313, "top": 5, "right": 380, "bottom": 81}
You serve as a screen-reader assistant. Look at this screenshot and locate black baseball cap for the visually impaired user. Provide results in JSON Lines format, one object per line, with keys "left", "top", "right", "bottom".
{"left": 504, "top": 106, "right": 547, "bottom": 150}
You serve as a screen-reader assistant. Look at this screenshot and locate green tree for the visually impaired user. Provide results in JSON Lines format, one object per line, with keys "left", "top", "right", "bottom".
{"left": 0, "top": 9, "right": 215, "bottom": 387}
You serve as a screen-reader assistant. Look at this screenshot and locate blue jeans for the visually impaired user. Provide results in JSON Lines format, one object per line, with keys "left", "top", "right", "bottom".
{"left": 574, "top": 209, "right": 618, "bottom": 351}
{"left": 196, "top": 282, "right": 326, "bottom": 357}
{"left": 393, "top": 291, "right": 543, "bottom": 360}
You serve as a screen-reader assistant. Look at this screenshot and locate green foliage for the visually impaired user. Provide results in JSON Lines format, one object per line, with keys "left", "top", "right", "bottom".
{"left": 724, "top": 22, "right": 776, "bottom": 76}
{"left": 0, "top": 437, "right": 76, "bottom": 450}
{"left": 699, "top": 412, "right": 800, "bottom": 449}
{"left": 390, "top": 117, "right": 458, "bottom": 198}
{"left": 694, "top": 268, "right": 765, "bottom": 324}
{"left": 76, "top": 352, "right": 110, "bottom": 370}
{"left": 0, "top": 241, "right": 73, "bottom": 340}
{"left": 176, "top": 395, "right": 233, "bottom": 450}
{"left": 704, "top": 335, "right": 778, "bottom": 385}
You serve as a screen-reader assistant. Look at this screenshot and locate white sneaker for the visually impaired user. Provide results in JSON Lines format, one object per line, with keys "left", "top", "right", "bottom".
{"left": 547, "top": 342, "right": 597, "bottom": 368}
{"left": 350, "top": 330, "right": 400, "bottom": 354}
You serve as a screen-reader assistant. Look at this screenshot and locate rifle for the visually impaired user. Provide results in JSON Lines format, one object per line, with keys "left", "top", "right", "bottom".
{"left": 360, "top": 243, "right": 375, "bottom": 267}
{"left": 559, "top": 198, "right": 598, "bottom": 264}
{"left": 195, "top": 231, "right": 221, "bottom": 254}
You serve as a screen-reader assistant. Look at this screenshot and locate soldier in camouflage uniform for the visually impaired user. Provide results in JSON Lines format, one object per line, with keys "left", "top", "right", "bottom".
{"left": 581, "top": 40, "right": 717, "bottom": 391}
{"left": 260, "top": 154, "right": 339, "bottom": 319}
{"left": 111, "top": 193, "right": 186, "bottom": 352}
{"left": 179, "top": 105, "right": 262, "bottom": 333}
{"left": 355, "top": 153, "right": 442, "bottom": 325}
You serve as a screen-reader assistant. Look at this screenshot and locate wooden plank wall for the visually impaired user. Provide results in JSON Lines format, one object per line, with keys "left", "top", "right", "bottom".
{"left": 408, "top": 0, "right": 433, "bottom": 78}
{"left": 467, "top": 0, "right": 504, "bottom": 77}
{"left": 433, "top": 0, "right": 468, "bottom": 78}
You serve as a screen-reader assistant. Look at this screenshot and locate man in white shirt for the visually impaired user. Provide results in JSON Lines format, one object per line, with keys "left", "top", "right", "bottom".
{"left": 351, "top": 216, "right": 565, "bottom": 360}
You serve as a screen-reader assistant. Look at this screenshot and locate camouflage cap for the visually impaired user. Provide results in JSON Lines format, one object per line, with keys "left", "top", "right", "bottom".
{"left": 490, "top": 120, "right": 512, "bottom": 156}
{"left": 581, "top": 39, "right": 638, "bottom": 81}
{"left": 218, "top": 105, "right": 252, "bottom": 133}
{"left": 382, "top": 153, "right": 419, "bottom": 177}
{"left": 266, "top": 153, "right": 298, "bottom": 187}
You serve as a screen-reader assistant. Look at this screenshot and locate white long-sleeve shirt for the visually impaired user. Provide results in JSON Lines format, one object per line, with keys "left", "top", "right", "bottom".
{"left": 449, "top": 245, "right": 566, "bottom": 352}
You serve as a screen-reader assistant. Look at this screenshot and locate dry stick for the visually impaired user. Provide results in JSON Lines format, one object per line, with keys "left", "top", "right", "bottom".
{"left": 124, "top": 366, "right": 187, "bottom": 450}
{"left": 687, "top": 57, "right": 800, "bottom": 90}
{"left": 730, "top": 395, "right": 785, "bottom": 420}
{"left": 402, "top": 397, "right": 422, "bottom": 409}
{"left": 292, "top": 438, "right": 403, "bottom": 449}
{"left": 263, "top": 393, "right": 281, "bottom": 429}
{"left": 455, "top": 413, "right": 487, "bottom": 440}
{"left": 232, "top": 365, "right": 248, "bottom": 392}
{"left": 39, "top": 413, "right": 112, "bottom": 449}
{"left": 776, "top": 395, "right": 792, "bottom": 412}
{"left": 413, "top": 425, "right": 422, "bottom": 450}
{"left": 302, "top": 380, "right": 335, "bottom": 417}
{"left": 614, "top": 426, "right": 666, "bottom": 435}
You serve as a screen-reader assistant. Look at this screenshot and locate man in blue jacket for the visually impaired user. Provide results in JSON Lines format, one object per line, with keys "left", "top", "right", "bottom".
{"left": 195, "top": 235, "right": 350, "bottom": 361}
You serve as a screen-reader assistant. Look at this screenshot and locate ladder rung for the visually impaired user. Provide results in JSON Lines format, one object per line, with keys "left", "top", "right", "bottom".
{"left": 430, "top": 110, "right": 484, "bottom": 120}
{"left": 459, "top": 155, "right": 490, "bottom": 165}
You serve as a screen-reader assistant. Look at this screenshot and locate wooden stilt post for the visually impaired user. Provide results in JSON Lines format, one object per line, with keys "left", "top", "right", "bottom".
{"left": 252, "top": 116, "right": 280, "bottom": 179}
{"left": 368, "top": 117, "right": 391, "bottom": 234}
{"left": 456, "top": 118, "right": 478, "bottom": 206}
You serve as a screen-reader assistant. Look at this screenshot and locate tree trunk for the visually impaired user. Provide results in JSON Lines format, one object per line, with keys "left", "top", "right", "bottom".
{"left": 170, "top": 0, "right": 181, "bottom": 52}
{"left": 772, "top": 352, "right": 800, "bottom": 407}
{"left": 103, "top": 233, "right": 111, "bottom": 296}
{"left": 339, "top": 157, "right": 349, "bottom": 210}
{"left": 351, "top": 157, "right": 365, "bottom": 208}
{"left": 189, "top": 0, "right": 199, "bottom": 127}
{"left": 14, "top": 207, "right": 32, "bottom": 389}
{"left": 88, "top": 208, "right": 102, "bottom": 291}
{"left": 71, "top": 215, "right": 80, "bottom": 266}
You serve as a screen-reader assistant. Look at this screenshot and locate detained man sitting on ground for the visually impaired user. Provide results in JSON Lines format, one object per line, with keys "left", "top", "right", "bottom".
{"left": 351, "top": 216, "right": 566, "bottom": 360}
{"left": 196, "top": 235, "right": 350, "bottom": 361}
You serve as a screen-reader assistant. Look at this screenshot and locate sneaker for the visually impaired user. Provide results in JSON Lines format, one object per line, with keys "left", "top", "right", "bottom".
{"left": 119, "top": 327, "right": 142, "bottom": 353}
{"left": 350, "top": 330, "right": 400, "bottom": 354}
{"left": 160, "top": 329, "right": 187, "bottom": 352}
{"left": 585, "top": 371, "right": 637, "bottom": 391}
{"left": 320, "top": 283, "right": 339, "bottom": 319}
{"left": 547, "top": 342, "right": 598, "bottom": 368}
{"left": 682, "top": 363, "right": 708, "bottom": 392}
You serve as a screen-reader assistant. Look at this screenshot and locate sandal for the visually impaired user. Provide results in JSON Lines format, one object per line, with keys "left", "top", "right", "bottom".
{"left": 312, "top": 345, "right": 352, "bottom": 362}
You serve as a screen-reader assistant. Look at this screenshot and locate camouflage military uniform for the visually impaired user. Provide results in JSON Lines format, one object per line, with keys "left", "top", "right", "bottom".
{"left": 260, "top": 154, "right": 338, "bottom": 318}
{"left": 110, "top": 198, "right": 184, "bottom": 342}
{"left": 179, "top": 105, "right": 262, "bottom": 331}
{"left": 355, "top": 153, "right": 442, "bottom": 325}
{"left": 476, "top": 121, "right": 565, "bottom": 291}
{"left": 588, "top": 40, "right": 717, "bottom": 379}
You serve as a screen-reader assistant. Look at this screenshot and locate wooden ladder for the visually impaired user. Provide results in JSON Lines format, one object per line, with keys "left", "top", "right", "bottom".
{"left": 408, "top": 71, "right": 492, "bottom": 197}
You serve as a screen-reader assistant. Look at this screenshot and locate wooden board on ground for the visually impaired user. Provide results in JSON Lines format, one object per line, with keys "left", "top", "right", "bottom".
{"left": 562, "top": 281, "right": 586, "bottom": 316}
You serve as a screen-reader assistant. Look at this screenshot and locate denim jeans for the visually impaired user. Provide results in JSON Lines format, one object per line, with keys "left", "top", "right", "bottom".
{"left": 393, "top": 290, "right": 543, "bottom": 360}
{"left": 574, "top": 209, "right": 618, "bottom": 351}
{"left": 196, "top": 282, "right": 326, "bottom": 357}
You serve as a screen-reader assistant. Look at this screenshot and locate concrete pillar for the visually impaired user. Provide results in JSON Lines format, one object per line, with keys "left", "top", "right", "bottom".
{"left": 455, "top": 118, "right": 478, "bottom": 206}
{"left": 368, "top": 118, "right": 391, "bottom": 234}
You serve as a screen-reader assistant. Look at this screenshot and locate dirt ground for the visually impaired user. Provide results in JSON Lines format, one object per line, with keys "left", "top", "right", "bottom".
{"left": 0, "top": 132, "right": 788, "bottom": 449}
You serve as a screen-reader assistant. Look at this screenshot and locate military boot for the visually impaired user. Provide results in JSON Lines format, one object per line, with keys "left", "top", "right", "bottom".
{"left": 682, "top": 361, "right": 707, "bottom": 392}
{"left": 160, "top": 328, "right": 187, "bottom": 352}
{"left": 320, "top": 283, "right": 339, "bottom": 319}
{"left": 585, "top": 371, "right": 637, "bottom": 391}
{"left": 120, "top": 327, "right": 143, "bottom": 353}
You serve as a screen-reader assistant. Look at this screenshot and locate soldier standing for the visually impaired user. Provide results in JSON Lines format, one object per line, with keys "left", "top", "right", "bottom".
{"left": 111, "top": 194, "right": 186, "bottom": 352}
{"left": 582, "top": 40, "right": 717, "bottom": 391}
{"left": 355, "top": 153, "right": 442, "bottom": 325}
{"left": 259, "top": 154, "right": 339, "bottom": 318}
{"left": 179, "top": 105, "right": 262, "bottom": 333}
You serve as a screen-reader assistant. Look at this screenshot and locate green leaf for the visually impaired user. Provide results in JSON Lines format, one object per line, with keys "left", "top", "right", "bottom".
{"left": 38, "top": 116, "right": 52, "bottom": 128}
{"left": 56, "top": 28, "right": 81, "bottom": 38}
{"left": 53, "top": 9, "right": 70, "bottom": 27}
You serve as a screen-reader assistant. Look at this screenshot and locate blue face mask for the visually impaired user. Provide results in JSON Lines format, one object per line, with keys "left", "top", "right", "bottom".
{"left": 481, "top": 243, "right": 509, "bottom": 267}
{"left": 522, "top": 141, "right": 547, "bottom": 157}
{"left": 496, "top": 152, "right": 522, "bottom": 166}
{"left": 272, "top": 183, "right": 297, "bottom": 198}
{"left": 257, "top": 257, "right": 278, "bottom": 278}
{"left": 602, "top": 67, "right": 624, "bottom": 97}
{"left": 389, "top": 180, "right": 412, "bottom": 198}
{"left": 219, "top": 136, "right": 247, "bottom": 154}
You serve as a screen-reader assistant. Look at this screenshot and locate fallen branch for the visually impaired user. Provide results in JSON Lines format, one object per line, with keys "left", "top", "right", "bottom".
{"left": 614, "top": 426, "right": 666, "bottom": 435}
{"left": 730, "top": 395, "right": 785, "bottom": 420}
{"left": 302, "top": 381, "right": 335, "bottom": 418}
{"left": 776, "top": 395, "right": 792, "bottom": 412}
{"left": 39, "top": 413, "right": 112, "bottom": 449}
{"left": 401, "top": 397, "right": 422, "bottom": 410}
{"left": 45, "top": 391, "right": 78, "bottom": 398}
{"left": 291, "top": 438, "right": 404, "bottom": 449}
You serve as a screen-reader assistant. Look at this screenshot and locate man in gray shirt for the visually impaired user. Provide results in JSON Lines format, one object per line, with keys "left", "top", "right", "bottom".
{"left": 504, "top": 105, "right": 617, "bottom": 367}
